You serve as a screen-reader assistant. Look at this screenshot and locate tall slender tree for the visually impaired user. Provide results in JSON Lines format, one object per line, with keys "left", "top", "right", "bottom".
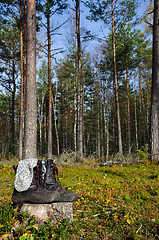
{"left": 19, "top": 0, "right": 24, "bottom": 160}
{"left": 23, "top": 0, "right": 37, "bottom": 159}
{"left": 150, "top": 0, "right": 159, "bottom": 160}
{"left": 39, "top": 0, "right": 68, "bottom": 158}
{"left": 85, "top": 0, "right": 139, "bottom": 155}
{"left": 111, "top": 0, "right": 123, "bottom": 155}
{"left": 47, "top": 0, "right": 53, "bottom": 159}
{"left": 0, "top": 20, "right": 20, "bottom": 155}
{"left": 37, "top": 60, "right": 48, "bottom": 155}
{"left": 76, "top": 0, "right": 83, "bottom": 159}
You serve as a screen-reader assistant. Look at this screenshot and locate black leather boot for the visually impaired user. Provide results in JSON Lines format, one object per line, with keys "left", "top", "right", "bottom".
{"left": 44, "top": 159, "right": 78, "bottom": 202}
{"left": 12, "top": 160, "right": 60, "bottom": 204}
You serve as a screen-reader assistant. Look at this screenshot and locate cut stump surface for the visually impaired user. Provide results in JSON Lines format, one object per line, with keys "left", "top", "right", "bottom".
{"left": 19, "top": 202, "right": 73, "bottom": 223}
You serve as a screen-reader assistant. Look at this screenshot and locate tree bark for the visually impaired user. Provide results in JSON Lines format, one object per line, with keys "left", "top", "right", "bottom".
{"left": 19, "top": 0, "right": 24, "bottom": 160}
{"left": 139, "top": 61, "right": 147, "bottom": 144}
{"left": 52, "top": 82, "right": 60, "bottom": 155}
{"left": 111, "top": 0, "right": 123, "bottom": 155}
{"left": 104, "top": 56, "right": 109, "bottom": 158}
{"left": 100, "top": 76, "right": 104, "bottom": 157}
{"left": 38, "top": 92, "right": 45, "bottom": 155}
{"left": 73, "top": 30, "right": 77, "bottom": 152}
{"left": 23, "top": 0, "right": 37, "bottom": 159}
{"left": 126, "top": 57, "right": 131, "bottom": 154}
{"left": 47, "top": 0, "right": 52, "bottom": 159}
{"left": 43, "top": 96, "right": 47, "bottom": 143}
{"left": 139, "top": 62, "right": 145, "bottom": 110}
{"left": 23, "top": 0, "right": 27, "bottom": 156}
{"left": 97, "top": 97, "right": 100, "bottom": 158}
{"left": 150, "top": 0, "right": 159, "bottom": 160}
{"left": 11, "top": 48, "right": 16, "bottom": 155}
{"left": 76, "top": 0, "right": 83, "bottom": 159}
{"left": 134, "top": 91, "right": 138, "bottom": 151}
{"left": 59, "top": 79, "right": 64, "bottom": 153}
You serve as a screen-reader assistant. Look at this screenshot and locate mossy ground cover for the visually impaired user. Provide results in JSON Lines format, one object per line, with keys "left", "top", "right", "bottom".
{"left": 0, "top": 160, "right": 159, "bottom": 239}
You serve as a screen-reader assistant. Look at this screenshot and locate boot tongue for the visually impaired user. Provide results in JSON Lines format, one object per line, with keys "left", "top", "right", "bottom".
{"left": 14, "top": 159, "right": 38, "bottom": 192}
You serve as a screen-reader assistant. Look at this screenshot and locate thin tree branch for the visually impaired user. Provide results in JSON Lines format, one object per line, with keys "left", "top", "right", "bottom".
{"left": 50, "top": 19, "right": 69, "bottom": 33}
{"left": 39, "top": 19, "right": 47, "bottom": 29}
{"left": 51, "top": 50, "right": 66, "bottom": 57}
{"left": 144, "top": 20, "right": 153, "bottom": 27}
{"left": 50, "top": 33, "right": 62, "bottom": 37}
{"left": 0, "top": 80, "right": 12, "bottom": 92}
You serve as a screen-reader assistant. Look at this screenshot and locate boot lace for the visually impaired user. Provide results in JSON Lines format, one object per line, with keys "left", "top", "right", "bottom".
{"left": 31, "top": 161, "right": 43, "bottom": 188}
{"left": 52, "top": 163, "right": 62, "bottom": 187}
{"left": 31, "top": 167, "right": 38, "bottom": 187}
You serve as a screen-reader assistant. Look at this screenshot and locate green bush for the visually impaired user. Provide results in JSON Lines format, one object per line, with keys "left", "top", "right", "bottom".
{"left": 137, "top": 149, "right": 147, "bottom": 160}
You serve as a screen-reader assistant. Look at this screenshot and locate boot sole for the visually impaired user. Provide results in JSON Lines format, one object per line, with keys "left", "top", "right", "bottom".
{"left": 12, "top": 189, "right": 60, "bottom": 204}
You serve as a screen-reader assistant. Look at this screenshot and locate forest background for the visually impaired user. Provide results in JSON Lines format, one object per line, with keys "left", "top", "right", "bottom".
{"left": 0, "top": 0, "right": 153, "bottom": 160}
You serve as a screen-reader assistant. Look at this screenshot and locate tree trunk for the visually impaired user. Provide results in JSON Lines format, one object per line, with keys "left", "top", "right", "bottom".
{"left": 111, "top": 0, "right": 123, "bottom": 155}
{"left": 139, "top": 62, "right": 145, "bottom": 110}
{"left": 104, "top": 56, "right": 109, "bottom": 158}
{"left": 76, "top": 0, "right": 83, "bottom": 159}
{"left": 126, "top": 57, "right": 131, "bottom": 154}
{"left": 100, "top": 76, "right": 104, "bottom": 157}
{"left": 23, "top": 0, "right": 37, "bottom": 159}
{"left": 112, "top": 80, "right": 116, "bottom": 141}
{"left": 43, "top": 96, "right": 47, "bottom": 143}
{"left": 8, "top": 64, "right": 12, "bottom": 153}
{"left": 23, "top": 0, "right": 27, "bottom": 155}
{"left": 97, "top": 99, "right": 100, "bottom": 158}
{"left": 11, "top": 48, "right": 16, "bottom": 155}
{"left": 59, "top": 80, "right": 64, "bottom": 153}
{"left": 150, "top": 0, "right": 159, "bottom": 160}
{"left": 134, "top": 92, "right": 138, "bottom": 151}
{"left": 19, "top": 0, "right": 24, "bottom": 160}
{"left": 103, "top": 96, "right": 109, "bottom": 158}
{"left": 47, "top": 0, "right": 52, "bottom": 159}
{"left": 139, "top": 61, "right": 148, "bottom": 145}
{"left": 73, "top": 30, "right": 77, "bottom": 152}
{"left": 38, "top": 92, "right": 45, "bottom": 155}
{"left": 52, "top": 82, "right": 60, "bottom": 155}
{"left": 74, "top": 69, "right": 77, "bottom": 153}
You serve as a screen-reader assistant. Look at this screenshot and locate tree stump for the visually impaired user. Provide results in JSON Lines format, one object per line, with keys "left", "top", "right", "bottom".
{"left": 19, "top": 202, "right": 73, "bottom": 223}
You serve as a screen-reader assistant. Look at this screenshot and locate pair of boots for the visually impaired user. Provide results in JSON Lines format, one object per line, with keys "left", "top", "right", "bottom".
{"left": 12, "top": 159, "right": 78, "bottom": 204}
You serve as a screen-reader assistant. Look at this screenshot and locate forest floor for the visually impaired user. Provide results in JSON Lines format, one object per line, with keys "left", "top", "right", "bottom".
{"left": 0, "top": 159, "right": 159, "bottom": 239}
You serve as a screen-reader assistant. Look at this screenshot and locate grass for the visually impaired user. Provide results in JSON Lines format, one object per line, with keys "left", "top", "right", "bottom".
{"left": 0, "top": 160, "right": 159, "bottom": 239}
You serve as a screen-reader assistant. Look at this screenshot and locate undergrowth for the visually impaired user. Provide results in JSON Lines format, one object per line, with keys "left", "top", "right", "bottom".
{"left": 0, "top": 160, "right": 159, "bottom": 239}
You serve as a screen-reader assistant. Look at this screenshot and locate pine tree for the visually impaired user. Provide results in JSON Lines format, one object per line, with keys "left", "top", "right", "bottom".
{"left": 150, "top": 0, "right": 159, "bottom": 160}
{"left": 76, "top": 0, "right": 83, "bottom": 159}
{"left": 0, "top": 20, "right": 20, "bottom": 155}
{"left": 38, "top": 0, "right": 68, "bottom": 158}
{"left": 85, "top": 0, "right": 139, "bottom": 155}
{"left": 23, "top": 0, "right": 37, "bottom": 159}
